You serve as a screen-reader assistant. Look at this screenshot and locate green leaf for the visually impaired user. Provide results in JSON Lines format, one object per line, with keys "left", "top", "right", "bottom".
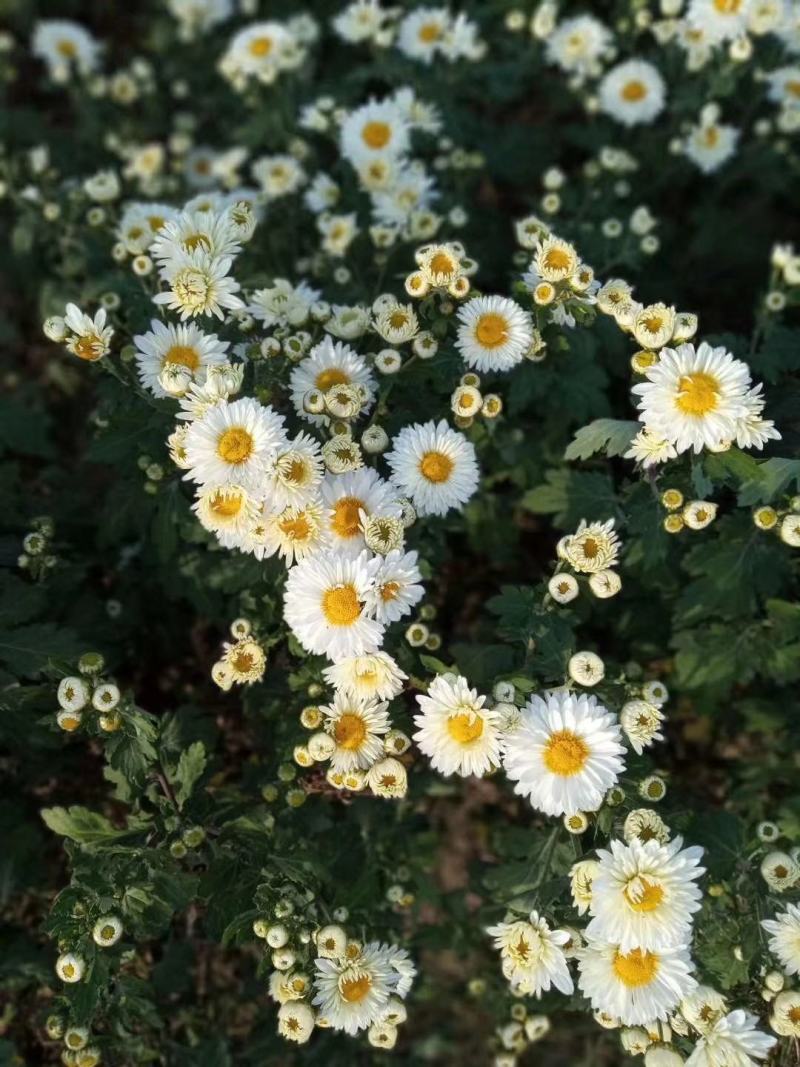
{"left": 738, "top": 458, "right": 800, "bottom": 505}
{"left": 564, "top": 419, "right": 639, "bottom": 461}
{"left": 173, "top": 741, "right": 207, "bottom": 810}
{"left": 41, "top": 806, "right": 150, "bottom": 847}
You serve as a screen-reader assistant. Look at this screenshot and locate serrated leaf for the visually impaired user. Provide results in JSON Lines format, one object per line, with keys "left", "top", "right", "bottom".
{"left": 173, "top": 741, "right": 207, "bottom": 810}
{"left": 41, "top": 806, "right": 150, "bottom": 847}
{"left": 738, "top": 458, "right": 800, "bottom": 505}
{"left": 564, "top": 419, "right": 638, "bottom": 461}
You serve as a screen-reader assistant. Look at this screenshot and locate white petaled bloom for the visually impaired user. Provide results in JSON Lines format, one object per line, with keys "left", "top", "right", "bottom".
{"left": 153, "top": 251, "right": 244, "bottom": 320}
{"left": 624, "top": 809, "right": 671, "bottom": 846}
{"left": 771, "top": 990, "right": 800, "bottom": 1037}
{"left": 762, "top": 902, "right": 800, "bottom": 976}
{"left": 222, "top": 638, "right": 266, "bottom": 684}
{"left": 219, "top": 21, "right": 301, "bottom": 86}
{"left": 589, "top": 570, "right": 622, "bottom": 598}
{"left": 563, "top": 519, "right": 620, "bottom": 574}
{"left": 133, "top": 319, "right": 229, "bottom": 397}
{"left": 688, "top": 0, "right": 753, "bottom": 43}
{"left": 322, "top": 691, "right": 391, "bottom": 773}
{"left": 92, "top": 915, "right": 123, "bottom": 947}
{"left": 64, "top": 304, "right": 113, "bottom": 362}
{"left": 316, "top": 925, "right": 348, "bottom": 959}
{"left": 312, "top": 942, "right": 400, "bottom": 1035}
{"left": 685, "top": 1010, "right": 777, "bottom": 1066}
{"left": 320, "top": 468, "right": 401, "bottom": 558}
{"left": 32, "top": 20, "right": 100, "bottom": 79}
{"left": 194, "top": 484, "right": 259, "bottom": 540}
{"left": 487, "top": 910, "right": 574, "bottom": 997}
{"left": 455, "top": 295, "right": 534, "bottom": 373}
{"left": 248, "top": 278, "right": 320, "bottom": 329}
{"left": 58, "top": 676, "right": 89, "bottom": 712}
{"left": 150, "top": 210, "right": 241, "bottom": 270}
{"left": 578, "top": 940, "right": 697, "bottom": 1026}
{"left": 290, "top": 336, "right": 376, "bottom": 426}
{"left": 184, "top": 397, "right": 287, "bottom": 492}
{"left": 263, "top": 433, "right": 324, "bottom": 512}
{"left": 413, "top": 672, "right": 503, "bottom": 777}
{"left": 680, "top": 985, "right": 728, "bottom": 1034}
{"left": 620, "top": 700, "right": 665, "bottom": 754}
{"left": 534, "top": 236, "right": 579, "bottom": 282}
{"left": 332, "top": 0, "right": 390, "bottom": 42}
{"left": 625, "top": 428, "right": 678, "bottom": 469}
{"left": 632, "top": 304, "right": 677, "bottom": 351}
{"left": 587, "top": 837, "right": 705, "bottom": 952}
{"left": 259, "top": 501, "right": 330, "bottom": 565}
{"left": 549, "top": 573, "right": 579, "bottom": 603}
{"left": 283, "top": 550, "right": 384, "bottom": 662}
{"left": 373, "top": 301, "right": 419, "bottom": 345}
{"left": 339, "top": 99, "right": 410, "bottom": 167}
{"left": 56, "top": 953, "right": 86, "bottom": 983}
{"left": 92, "top": 683, "right": 120, "bottom": 712}
{"left": 632, "top": 342, "right": 753, "bottom": 454}
{"left": 683, "top": 501, "right": 718, "bottom": 530}
{"left": 571, "top": 859, "right": 601, "bottom": 916}
{"left": 684, "top": 120, "right": 740, "bottom": 175}
{"left": 386, "top": 419, "right": 479, "bottom": 517}
{"left": 599, "top": 60, "right": 667, "bottom": 127}
{"left": 252, "top": 154, "right": 306, "bottom": 200}
{"left": 396, "top": 7, "right": 450, "bottom": 63}
{"left": 545, "top": 15, "right": 612, "bottom": 78}
{"left": 363, "top": 549, "right": 425, "bottom": 624}
{"left": 322, "top": 652, "right": 407, "bottom": 702}
{"left": 367, "top": 757, "right": 408, "bottom": 798}
{"left": 277, "top": 1001, "right": 315, "bottom": 1044}
{"left": 502, "top": 690, "right": 626, "bottom": 817}
{"left": 568, "top": 651, "right": 605, "bottom": 686}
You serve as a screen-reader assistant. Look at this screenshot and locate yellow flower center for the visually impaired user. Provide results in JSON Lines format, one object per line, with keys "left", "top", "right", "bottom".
{"left": 621, "top": 80, "right": 647, "bottom": 102}
{"left": 184, "top": 232, "right": 211, "bottom": 252}
{"left": 543, "top": 730, "right": 589, "bottom": 776}
{"left": 389, "top": 310, "right": 409, "bottom": 329}
{"left": 322, "top": 584, "right": 361, "bottom": 626}
{"left": 641, "top": 314, "right": 665, "bottom": 334}
{"left": 361, "top": 120, "right": 391, "bottom": 149}
{"left": 713, "top": 0, "right": 742, "bottom": 12}
{"left": 788, "top": 1006, "right": 800, "bottom": 1024}
{"left": 429, "top": 251, "right": 456, "bottom": 277}
{"left": 217, "top": 427, "right": 254, "bottom": 465}
{"left": 74, "top": 336, "right": 100, "bottom": 361}
{"left": 581, "top": 536, "right": 598, "bottom": 559}
{"left": 612, "top": 948, "right": 659, "bottom": 988}
{"left": 249, "top": 35, "right": 273, "bottom": 56}
{"left": 787, "top": 81, "right": 800, "bottom": 98}
{"left": 57, "top": 39, "right": 77, "bottom": 57}
{"left": 147, "top": 215, "right": 166, "bottom": 232}
{"left": 420, "top": 450, "right": 453, "bottom": 484}
{"left": 100, "top": 924, "right": 116, "bottom": 941}
{"left": 475, "top": 312, "right": 509, "bottom": 349}
{"left": 675, "top": 371, "right": 720, "bottom": 416}
{"left": 623, "top": 877, "right": 665, "bottom": 913}
{"left": 446, "top": 711, "right": 484, "bottom": 744}
{"left": 380, "top": 581, "right": 400, "bottom": 602}
{"left": 544, "top": 247, "right": 572, "bottom": 271}
{"left": 210, "top": 491, "right": 243, "bottom": 519}
{"left": 339, "top": 973, "right": 373, "bottom": 1003}
{"left": 419, "top": 21, "right": 441, "bottom": 42}
{"left": 164, "top": 344, "right": 200, "bottom": 371}
{"left": 62, "top": 963, "right": 75, "bottom": 978}
{"left": 280, "top": 513, "right": 311, "bottom": 542}
{"left": 61, "top": 715, "right": 81, "bottom": 731}
{"left": 334, "top": 712, "right": 368, "bottom": 750}
{"left": 703, "top": 127, "right": 720, "bottom": 148}
{"left": 283, "top": 458, "right": 308, "bottom": 484}
{"left": 315, "top": 367, "right": 349, "bottom": 392}
{"left": 231, "top": 650, "right": 254, "bottom": 674}
{"left": 331, "top": 496, "right": 364, "bottom": 539}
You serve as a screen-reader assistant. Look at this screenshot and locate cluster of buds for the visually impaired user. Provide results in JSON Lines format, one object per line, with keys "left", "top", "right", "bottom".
{"left": 55, "top": 653, "right": 122, "bottom": 733}
{"left": 550, "top": 518, "right": 623, "bottom": 604}
{"left": 752, "top": 499, "right": 800, "bottom": 546}
{"left": 404, "top": 603, "right": 442, "bottom": 653}
{"left": 593, "top": 278, "right": 697, "bottom": 370}
{"left": 17, "top": 514, "right": 57, "bottom": 579}
{"left": 44, "top": 1015, "right": 104, "bottom": 1067}
{"left": 450, "top": 371, "right": 503, "bottom": 426}
{"left": 404, "top": 241, "right": 476, "bottom": 299}
{"left": 661, "top": 489, "right": 718, "bottom": 534}
{"left": 211, "top": 618, "right": 267, "bottom": 689}
{"left": 492, "top": 1004, "right": 551, "bottom": 1066}
{"left": 766, "top": 242, "right": 800, "bottom": 314}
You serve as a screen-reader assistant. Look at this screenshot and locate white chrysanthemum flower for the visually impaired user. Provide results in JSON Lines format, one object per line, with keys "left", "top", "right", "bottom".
{"left": 770, "top": 990, "right": 800, "bottom": 1038}
{"left": 396, "top": 7, "right": 450, "bottom": 62}
{"left": 219, "top": 21, "right": 300, "bottom": 85}
{"left": 362, "top": 549, "right": 424, "bottom": 624}
{"left": 323, "top": 652, "right": 407, "bottom": 702}
{"left": 184, "top": 397, "right": 287, "bottom": 491}
{"left": 762, "top": 902, "right": 800, "bottom": 976}
{"left": 685, "top": 1009, "right": 776, "bottom": 1066}
{"left": 367, "top": 757, "right": 408, "bottom": 798}
{"left": 312, "top": 943, "right": 399, "bottom": 1035}
{"left": 414, "top": 672, "right": 503, "bottom": 777}
{"left": 578, "top": 940, "right": 696, "bottom": 1026}
{"left": 620, "top": 700, "right": 665, "bottom": 754}
{"left": 153, "top": 250, "right": 244, "bottom": 320}
{"left": 321, "top": 691, "right": 391, "bottom": 772}
{"left": 598, "top": 60, "right": 666, "bottom": 127}
{"left": 133, "top": 319, "right": 229, "bottom": 397}
{"left": 455, "top": 295, "right": 534, "bottom": 373}
{"left": 632, "top": 342, "right": 753, "bottom": 454}
{"left": 320, "top": 468, "right": 401, "bottom": 558}
{"left": 248, "top": 277, "right": 320, "bottom": 328}
{"left": 92, "top": 915, "right": 123, "bottom": 947}
{"left": 277, "top": 1000, "right": 315, "bottom": 1044}
{"left": 32, "top": 20, "right": 100, "bottom": 79}
{"left": 283, "top": 550, "right": 384, "bottom": 662}
{"left": 688, "top": 0, "right": 753, "bottom": 43}
{"left": 571, "top": 859, "right": 601, "bottom": 915}
{"left": 386, "top": 419, "right": 479, "bottom": 517}
{"left": 680, "top": 985, "right": 728, "bottom": 1034}
{"left": 373, "top": 301, "right": 419, "bottom": 345}
{"left": 632, "top": 304, "right": 677, "bottom": 351}
{"left": 262, "top": 433, "right": 324, "bottom": 513}
{"left": 624, "top": 808, "right": 671, "bottom": 846}
{"left": 340, "top": 99, "right": 410, "bottom": 166}
{"left": 56, "top": 952, "right": 86, "bottom": 983}
{"left": 58, "top": 676, "right": 89, "bottom": 712}
{"left": 563, "top": 519, "right": 620, "bottom": 574}
{"left": 545, "top": 14, "right": 611, "bottom": 76}
{"left": 685, "top": 119, "right": 740, "bottom": 174}
{"left": 734, "top": 386, "right": 781, "bottom": 450}
{"left": 117, "top": 201, "right": 177, "bottom": 254}
{"left": 333, "top": 0, "right": 391, "bottom": 42}
{"left": 257, "top": 501, "right": 329, "bottom": 564}
{"left": 251, "top": 154, "right": 306, "bottom": 200}
{"left": 625, "top": 428, "right": 678, "bottom": 468}
{"left": 502, "top": 690, "right": 626, "bottom": 817}
{"left": 487, "top": 910, "right": 575, "bottom": 997}
{"left": 587, "top": 837, "right": 705, "bottom": 952}
{"left": 64, "top": 304, "right": 113, "bottom": 362}
{"left": 290, "top": 336, "right": 376, "bottom": 426}
{"left": 150, "top": 210, "right": 241, "bottom": 271}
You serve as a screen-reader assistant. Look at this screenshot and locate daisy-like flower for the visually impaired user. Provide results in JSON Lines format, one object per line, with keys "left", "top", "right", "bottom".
{"left": 248, "top": 278, "right": 320, "bottom": 328}
{"left": 396, "top": 7, "right": 450, "bottom": 62}
{"left": 455, "top": 295, "right": 534, "bottom": 373}
{"left": 150, "top": 209, "right": 242, "bottom": 272}
{"left": 587, "top": 837, "right": 705, "bottom": 952}
{"left": 487, "top": 910, "right": 574, "bottom": 997}
{"left": 333, "top": 0, "right": 391, "bottom": 43}
{"left": 414, "top": 672, "right": 502, "bottom": 777}
{"left": 624, "top": 809, "right": 671, "bottom": 846}
{"left": 680, "top": 985, "right": 728, "bottom": 1034}
{"left": 502, "top": 690, "right": 626, "bottom": 817}
{"left": 290, "top": 336, "right": 376, "bottom": 426}
{"left": 632, "top": 304, "right": 677, "bottom": 351}
{"left": 632, "top": 342, "right": 753, "bottom": 454}
{"left": 339, "top": 99, "right": 410, "bottom": 167}
{"left": 761, "top": 902, "right": 800, "bottom": 976}
{"left": 252, "top": 154, "right": 306, "bottom": 200}
{"left": 219, "top": 21, "right": 300, "bottom": 86}
{"left": 545, "top": 14, "right": 612, "bottom": 78}
{"left": 770, "top": 990, "right": 800, "bottom": 1038}
{"left": 92, "top": 915, "right": 123, "bottom": 947}
{"left": 367, "top": 757, "right": 408, "bottom": 798}
{"left": 577, "top": 940, "right": 696, "bottom": 1026}
{"left": 32, "top": 20, "right": 100, "bottom": 80}
{"left": 263, "top": 433, "right": 324, "bottom": 513}
{"left": 283, "top": 550, "right": 384, "bottom": 662}
{"left": 320, "top": 468, "right": 401, "bottom": 558}
{"left": 373, "top": 301, "right": 419, "bottom": 345}
{"left": 184, "top": 397, "right": 287, "bottom": 491}
{"left": 734, "top": 387, "right": 781, "bottom": 451}
{"left": 562, "top": 519, "right": 620, "bottom": 574}
{"left": 63, "top": 304, "right": 113, "bottom": 362}
{"left": 222, "top": 638, "right": 266, "bottom": 683}
{"left": 685, "top": 1010, "right": 776, "bottom": 1066}
{"left": 323, "top": 652, "right": 407, "bottom": 702}
{"left": 685, "top": 118, "right": 740, "bottom": 174}
{"left": 322, "top": 691, "right": 392, "bottom": 772}
{"left": 277, "top": 1001, "right": 315, "bottom": 1044}
{"left": 625, "top": 428, "right": 678, "bottom": 468}
{"left": 533, "top": 236, "right": 579, "bottom": 283}
{"left": 598, "top": 60, "right": 666, "bottom": 127}
{"left": 55, "top": 952, "right": 86, "bottom": 983}
{"left": 117, "top": 201, "right": 177, "bottom": 254}
{"left": 133, "top": 319, "right": 229, "bottom": 397}
{"left": 386, "top": 419, "right": 479, "bottom": 517}
{"left": 153, "top": 250, "right": 244, "bottom": 320}
{"left": 193, "top": 483, "right": 259, "bottom": 539}
{"left": 620, "top": 700, "right": 665, "bottom": 754}
{"left": 312, "top": 942, "right": 399, "bottom": 1035}
{"left": 571, "top": 859, "right": 601, "bottom": 915}
{"left": 363, "top": 549, "right": 424, "bottom": 624}
{"left": 688, "top": 0, "right": 753, "bottom": 43}
{"left": 257, "top": 501, "right": 330, "bottom": 564}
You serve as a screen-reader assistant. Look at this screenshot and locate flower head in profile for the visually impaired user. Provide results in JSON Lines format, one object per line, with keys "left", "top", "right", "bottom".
{"left": 487, "top": 910, "right": 574, "bottom": 997}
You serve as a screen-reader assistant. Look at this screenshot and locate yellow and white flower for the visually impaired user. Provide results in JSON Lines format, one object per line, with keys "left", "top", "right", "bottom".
{"left": 184, "top": 397, "right": 287, "bottom": 491}
{"left": 577, "top": 940, "right": 696, "bottom": 1026}
{"left": 562, "top": 519, "right": 620, "bottom": 574}
{"left": 32, "top": 20, "right": 100, "bottom": 80}
{"left": 414, "top": 672, "right": 502, "bottom": 777}
{"left": 598, "top": 60, "right": 666, "bottom": 127}
{"left": 153, "top": 250, "right": 244, "bottom": 320}
{"left": 322, "top": 691, "right": 392, "bottom": 772}
{"left": 290, "top": 336, "right": 376, "bottom": 426}
{"left": 545, "top": 14, "right": 612, "bottom": 78}
{"left": 455, "top": 295, "right": 534, "bottom": 372}
{"left": 762, "top": 903, "right": 800, "bottom": 976}
{"left": 685, "top": 1009, "right": 776, "bottom": 1065}
{"left": 323, "top": 652, "right": 407, "bottom": 702}
{"left": 363, "top": 549, "right": 424, "bottom": 623}
{"left": 339, "top": 99, "right": 410, "bottom": 167}
{"left": 312, "top": 943, "right": 400, "bottom": 1035}
{"left": 133, "top": 319, "right": 229, "bottom": 397}
{"left": 63, "top": 304, "right": 113, "bottom": 362}
{"left": 320, "top": 468, "right": 401, "bottom": 558}
{"left": 487, "top": 910, "right": 574, "bottom": 997}
{"left": 386, "top": 419, "right": 479, "bottom": 516}
{"left": 688, "top": 0, "right": 753, "bottom": 43}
